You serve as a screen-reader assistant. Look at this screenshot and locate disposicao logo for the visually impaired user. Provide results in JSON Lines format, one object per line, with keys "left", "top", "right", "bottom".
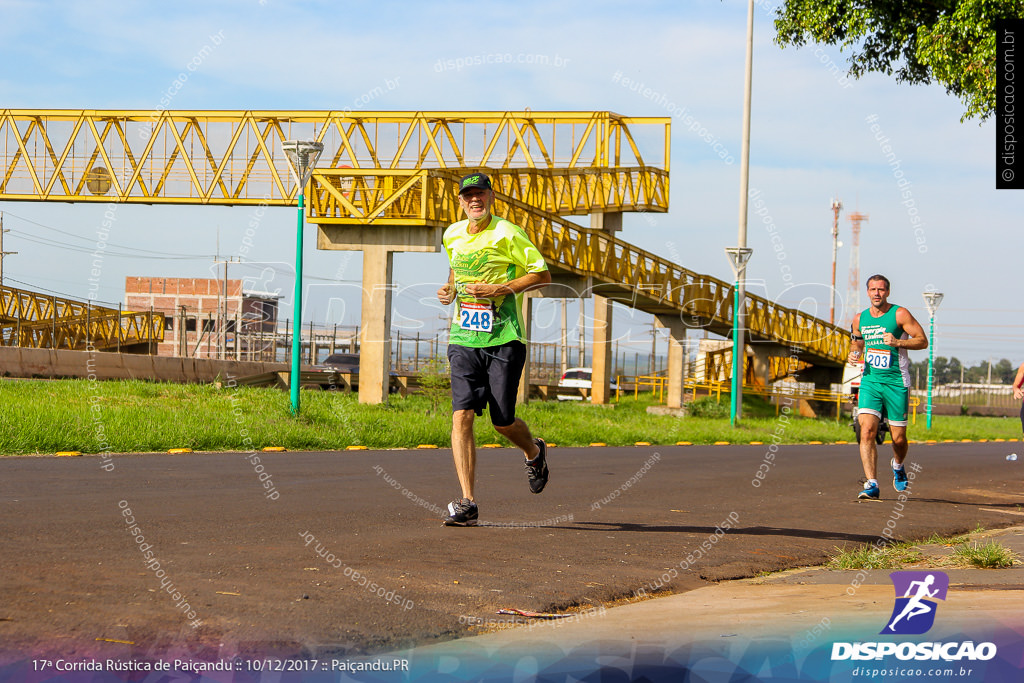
{"left": 831, "top": 570, "right": 997, "bottom": 662}
{"left": 882, "top": 570, "right": 948, "bottom": 635}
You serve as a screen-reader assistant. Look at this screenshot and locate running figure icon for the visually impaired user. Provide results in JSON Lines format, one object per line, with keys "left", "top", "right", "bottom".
{"left": 887, "top": 574, "right": 939, "bottom": 631}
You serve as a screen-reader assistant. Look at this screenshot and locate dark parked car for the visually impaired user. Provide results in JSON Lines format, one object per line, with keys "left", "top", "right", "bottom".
{"left": 318, "top": 353, "right": 400, "bottom": 393}
{"left": 320, "top": 353, "right": 361, "bottom": 373}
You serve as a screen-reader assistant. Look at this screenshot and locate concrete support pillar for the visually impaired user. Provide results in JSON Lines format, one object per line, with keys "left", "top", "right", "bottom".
{"left": 752, "top": 344, "right": 772, "bottom": 389}
{"left": 796, "top": 364, "right": 842, "bottom": 390}
{"left": 750, "top": 343, "right": 793, "bottom": 390}
{"left": 591, "top": 294, "right": 613, "bottom": 404}
{"left": 517, "top": 291, "right": 535, "bottom": 405}
{"left": 794, "top": 363, "right": 845, "bottom": 418}
{"left": 589, "top": 212, "right": 620, "bottom": 405}
{"left": 358, "top": 246, "right": 394, "bottom": 404}
{"left": 656, "top": 316, "right": 687, "bottom": 409}
{"left": 314, "top": 221, "right": 440, "bottom": 405}
{"left": 590, "top": 212, "right": 622, "bottom": 235}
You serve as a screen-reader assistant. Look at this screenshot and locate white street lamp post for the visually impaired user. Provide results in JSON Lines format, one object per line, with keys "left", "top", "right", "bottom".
{"left": 922, "top": 291, "right": 944, "bottom": 430}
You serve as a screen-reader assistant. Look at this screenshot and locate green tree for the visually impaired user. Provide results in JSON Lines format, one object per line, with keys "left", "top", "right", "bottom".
{"left": 995, "top": 358, "right": 1015, "bottom": 384}
{"left": 964, "top": 360, "right": 986, "bottom": 384}
{"left": 965, "top": 358, "right": 1015, "bottom": 384}
{"left": 941, "top": 356, "right": 964, "bottom": 385}
{"left": 773, "top": 0, "right": 1024, "bottom": 122}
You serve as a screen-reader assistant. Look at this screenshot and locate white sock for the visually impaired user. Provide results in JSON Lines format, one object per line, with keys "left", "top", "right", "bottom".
{"left": 867, "top": 479, "right": 878, "bottom": 487}
{"left": 892, "top": 459, "right": 904, "bottom": 471}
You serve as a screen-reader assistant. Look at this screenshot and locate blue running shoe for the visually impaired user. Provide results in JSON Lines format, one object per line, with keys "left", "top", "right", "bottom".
{"left": 858, "top": 482, "right": 880, "bottom": 500}
{"left": 892, "top": 459, "right": 908, "bottom": 492}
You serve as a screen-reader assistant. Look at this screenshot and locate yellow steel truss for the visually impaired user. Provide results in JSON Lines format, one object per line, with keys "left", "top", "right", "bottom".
{"left": 0, "top": 110, "right": 669, "bottom": 206}
{"left": 1, "top": 284, "right": 164, "bottom": 350}
{"left": 703, "top": 347, "right": 812, "bottom": 385}
{"left": 306, "top": 167, "right": 668, "bottom": 223}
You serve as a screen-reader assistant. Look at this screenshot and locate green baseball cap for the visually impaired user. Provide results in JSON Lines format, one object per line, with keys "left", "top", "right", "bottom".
{"left": 458, "top": 172, "right": 492, "bottom": 194}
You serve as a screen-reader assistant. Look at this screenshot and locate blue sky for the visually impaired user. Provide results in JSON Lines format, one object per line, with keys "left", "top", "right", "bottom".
{"left": 0, "top": 0, "right": 1017, "bottom": 364}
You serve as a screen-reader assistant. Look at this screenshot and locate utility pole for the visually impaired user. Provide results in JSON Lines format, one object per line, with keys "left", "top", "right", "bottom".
{"left": 987, "top": 357, "right": 993, "bottom": 406}
{"left": 649, "top": 319, "right": 658, "bottom": 375}
{"left": 0, "top": 212, "right": 17, "bottom": 286}
{"left": 213, "top": 255, "right": 239, "bottom": 360}
{"left": 577, "top": 298, "right": 586, "bottom": 367}
{"left": 179, "top": 305, "right": 188, "bottom": 357}
{"left": 732, "top": 0, "right": 755, "bottom": 422}
{"left": 960, "top": 363, "right": 965, "bottom": 409}
{"left": 560, "top": 299, "right": 568, "bottom": 375}
{"left": 830, "top": 198, "right": 842, "bottom": 324}
{"left": 846, "top": 212, "right": 868, "bottom": 327}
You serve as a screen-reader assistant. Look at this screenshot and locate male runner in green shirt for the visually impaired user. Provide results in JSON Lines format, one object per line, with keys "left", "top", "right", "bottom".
{"left": 436, "top": 172, "right": 551, "bottom": 526}
{"left": 847, "top": 275, "right": 928, "bottom": 500}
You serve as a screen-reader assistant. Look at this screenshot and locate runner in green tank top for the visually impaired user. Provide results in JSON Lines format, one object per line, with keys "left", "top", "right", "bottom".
{"left": 848, "top": 275, "right": 929, "bottom": 501}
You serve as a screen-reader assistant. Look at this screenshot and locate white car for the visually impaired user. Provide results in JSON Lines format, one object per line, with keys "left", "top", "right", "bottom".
{"left": 557, "top": 367, "right": 619, "bottom": 400}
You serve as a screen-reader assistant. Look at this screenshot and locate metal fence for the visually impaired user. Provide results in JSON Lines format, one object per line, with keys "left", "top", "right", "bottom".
{"left": 914, "top": 384, "right": 1019, "bottom": 410}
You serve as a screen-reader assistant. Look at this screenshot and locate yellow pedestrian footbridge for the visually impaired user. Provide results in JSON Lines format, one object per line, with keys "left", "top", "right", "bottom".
{"left": 0, "top": 110, "right": 848, "bottom": 396}
{"left": 0, "top": 283, "right": 163, "bottom": 351}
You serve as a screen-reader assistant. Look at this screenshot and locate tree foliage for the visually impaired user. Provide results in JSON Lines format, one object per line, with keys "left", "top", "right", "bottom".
{"left": 773, "top": 0, "right": 1024, "bottom": 121}
{"left": 910, "top": 356, "right": 1018, "bottom": 386}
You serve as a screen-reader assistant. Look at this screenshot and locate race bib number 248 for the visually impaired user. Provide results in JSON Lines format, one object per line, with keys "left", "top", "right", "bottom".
{"left": 459, "top": 302, "right": 493, "bottom": 332}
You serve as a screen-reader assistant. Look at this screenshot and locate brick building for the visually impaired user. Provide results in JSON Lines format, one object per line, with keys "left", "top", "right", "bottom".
{"left": 125, "top": 277, "right": 280, "bottom": 359}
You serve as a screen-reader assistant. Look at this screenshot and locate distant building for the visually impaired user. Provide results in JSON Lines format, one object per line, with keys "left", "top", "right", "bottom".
{"left": 125, "top": 277, "right": 280, "bottom": 359}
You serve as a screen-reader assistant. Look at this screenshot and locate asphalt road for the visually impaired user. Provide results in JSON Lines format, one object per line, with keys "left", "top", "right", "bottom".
{"left": 1, "top": 441, "right": 1022, "bottom": 663}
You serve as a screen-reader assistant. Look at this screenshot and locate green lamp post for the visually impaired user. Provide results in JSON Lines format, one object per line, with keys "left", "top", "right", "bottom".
{"left": 725, "top": 247, "right": 753, "bottom": 427}
{"left": 282, "top": 139, "right": 324, "bottom": 416}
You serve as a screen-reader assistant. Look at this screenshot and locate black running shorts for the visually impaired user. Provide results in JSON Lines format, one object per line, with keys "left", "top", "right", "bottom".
{"left": 447, "top": 341, "right": 526, "bottom": 427}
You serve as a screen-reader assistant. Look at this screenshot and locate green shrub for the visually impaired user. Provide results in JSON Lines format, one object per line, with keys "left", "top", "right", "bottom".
{"left": 950, "top": 541, "right": 1018, "bottom": 568}
{"left": 688, "top": 397, "right": 729, "bottom": 419}
{"left": 417, "top": 358, "right": 451, "bottom": 415}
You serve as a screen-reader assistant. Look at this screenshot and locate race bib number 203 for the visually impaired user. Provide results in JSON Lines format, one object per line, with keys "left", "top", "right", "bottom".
{"left": 865, "top": 348, "right": 891, "bottom": 370}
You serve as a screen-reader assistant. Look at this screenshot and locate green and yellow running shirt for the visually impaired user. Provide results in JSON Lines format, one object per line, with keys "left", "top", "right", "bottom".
{"left": 858, "top": 305, "right": 911, "bottom": 388}
{"left": 443, "top": 215, "right": 548, "bottom": 348}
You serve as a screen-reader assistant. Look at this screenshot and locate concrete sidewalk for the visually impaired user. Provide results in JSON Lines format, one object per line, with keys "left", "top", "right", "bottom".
{"left": 392, "top": 525, "right": 1024, "bottom": 681}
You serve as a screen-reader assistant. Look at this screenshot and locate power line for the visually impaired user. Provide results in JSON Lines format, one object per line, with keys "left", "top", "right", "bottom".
{"left": 3, "top": 210, "right": 216, "bottom": 259}
{"left": 9, "top": 230, "right": 215, "bottom": 260}
{"left": 2, "top": 276, "right": 121, "bottom": 307}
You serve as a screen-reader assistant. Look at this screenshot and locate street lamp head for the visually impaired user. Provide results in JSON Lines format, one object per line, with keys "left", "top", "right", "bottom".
{"left": 922, "top": 291, "right": 944, "bottom": 315}
{"left": 724, "top": 246, "right": 753, "bottom": 275}
{"left": 282, "top": 140, "right": 325, "bottom": 188}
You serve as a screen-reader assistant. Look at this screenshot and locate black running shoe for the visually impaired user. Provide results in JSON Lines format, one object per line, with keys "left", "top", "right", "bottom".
{"left": 443, "top": 498, "right": 478, "bottom": 526}
{"left": 525, "top": 438, "right": 549, "bottom": 494}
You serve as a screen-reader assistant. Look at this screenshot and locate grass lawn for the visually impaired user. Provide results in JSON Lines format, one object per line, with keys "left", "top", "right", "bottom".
{"left": 1, "top": 378, "right": 1021, "bottom": 455}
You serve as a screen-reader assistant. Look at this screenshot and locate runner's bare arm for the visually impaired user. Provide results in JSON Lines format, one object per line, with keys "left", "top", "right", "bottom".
{"left": 437, "top": 270, "right": 455, "bottom": 305}
{"left": 885, "top": 307, "right": 928, "bottom": 351}
{"left": 847, "top": 318, "right": 864, "bottom": 365}
{"left": 463, "top": 270, "right": 551, "bottom": 299}
{"left": 1013, "top": 363, "right": 1024, "bottom": 400}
